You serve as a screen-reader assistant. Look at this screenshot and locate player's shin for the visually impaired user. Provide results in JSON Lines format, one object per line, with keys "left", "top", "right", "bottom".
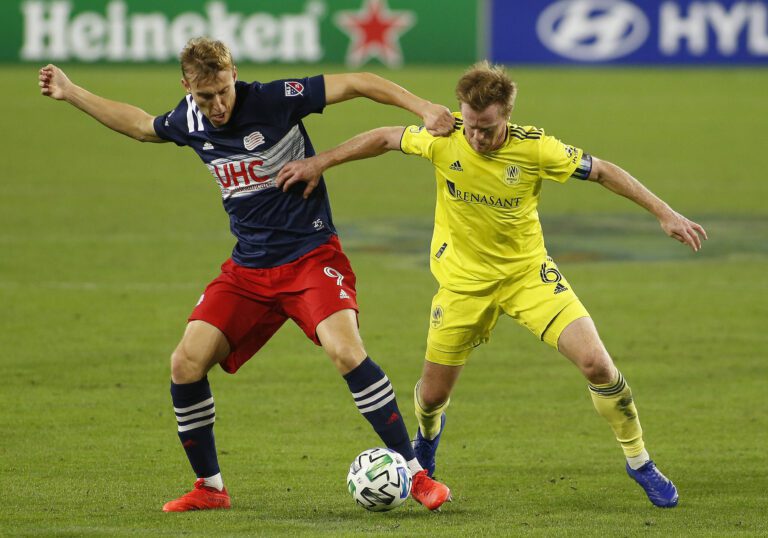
{"left": 589, "top": 370, "right": 649, "bottom": 467}
{"left": 344, "top": 357, "right": 419, "bottom": 470}
{"left": 414, "top": 379, "right": 450, "bottom": 440}
{"left": 171, "top": 376, "right": 223, "bottom": 490}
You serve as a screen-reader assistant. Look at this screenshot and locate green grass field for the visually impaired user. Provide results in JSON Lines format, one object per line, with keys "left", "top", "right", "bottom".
{"left": 1, "top": 64, "right": 767, "bottom": 536}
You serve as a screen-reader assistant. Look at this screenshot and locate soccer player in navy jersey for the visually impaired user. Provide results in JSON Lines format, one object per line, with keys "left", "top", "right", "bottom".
{"left": 38, "top": 37, "right": 454, "bottom": 512}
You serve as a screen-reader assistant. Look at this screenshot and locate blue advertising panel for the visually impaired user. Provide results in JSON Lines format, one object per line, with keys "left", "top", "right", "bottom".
{"left": 490, "top": 0, "right": 768, "bottom": 64}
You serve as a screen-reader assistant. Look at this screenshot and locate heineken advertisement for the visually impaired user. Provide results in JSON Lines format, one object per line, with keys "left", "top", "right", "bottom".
{"left": 5, "top": 0, "right": 478, "bottom": 65}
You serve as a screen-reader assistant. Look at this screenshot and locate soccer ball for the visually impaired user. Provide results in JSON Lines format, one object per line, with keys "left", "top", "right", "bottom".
{"left": 346, "top": 448, "right": 412, "bottom": 512}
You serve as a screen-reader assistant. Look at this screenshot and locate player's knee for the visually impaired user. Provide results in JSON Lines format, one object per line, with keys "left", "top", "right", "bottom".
{"left": 170, "top": 346, "right": 207, "bottom": 384}
{"left": 418, "top": 383, "right": 450, "bottom": 410}
{"left": 324, "top": 341, "right": 367, "bottom": 374}
{"left": 579, "top": 349, "right": 615, "bottom": 384}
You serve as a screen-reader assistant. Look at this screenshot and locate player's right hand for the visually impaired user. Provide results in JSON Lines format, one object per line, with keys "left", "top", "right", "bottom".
{"left": 422, "top": 102, "right": 454, "bottom": 137}
{"left": 39, "top": 64, "right": 72, "bottom": 100}
{"left": 659, "top": 210, "right": 708, "bottom": 252}
{"left": 276, "top": 158, "right": 324, "bottom": 199}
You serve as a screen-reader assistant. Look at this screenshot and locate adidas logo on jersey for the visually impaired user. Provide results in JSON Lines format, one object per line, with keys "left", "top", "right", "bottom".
{"left": 449, "top": 160, "right": 463, "bottom": 171}
{"left": 554, "top": 283, "right": 568, "bottom": 294}
{"left": 339, "top": 289, "right": 350, "bottom": 300}
{"left": 202, "top": 141, "right": 214, "bottom": 150}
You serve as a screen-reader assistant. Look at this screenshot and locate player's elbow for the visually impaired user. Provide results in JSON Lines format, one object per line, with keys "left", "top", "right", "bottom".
{"left": 132, "top": 117, "right": 161, "bottom": 143}
{"left": 588, "top": 156, "right": 610, "bottom": 184}
{"left": 132, "top": 131, "right": 160, "bottom": 143}
{"left": 345, "top": 72, "right": 379, "bottom": 99}
{"left": 371, "top": 127, "right": 404, "bottom": 151}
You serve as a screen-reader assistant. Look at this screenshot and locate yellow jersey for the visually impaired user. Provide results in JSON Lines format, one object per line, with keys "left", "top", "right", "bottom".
{"left": 400, "top": 114, "right": 589, "bottom": 292}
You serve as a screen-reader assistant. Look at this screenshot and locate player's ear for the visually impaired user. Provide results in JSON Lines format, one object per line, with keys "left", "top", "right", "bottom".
{"left": 181, "top": 77, "right": 191, "bottom": 94}
{"left": 232, "top": 66, "right": 237, "bottom": 82}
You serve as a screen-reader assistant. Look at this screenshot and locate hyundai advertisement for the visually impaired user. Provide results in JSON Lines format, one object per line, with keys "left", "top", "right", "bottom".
{"left": 490, "top": 0, "right": 768, "bottom": 64}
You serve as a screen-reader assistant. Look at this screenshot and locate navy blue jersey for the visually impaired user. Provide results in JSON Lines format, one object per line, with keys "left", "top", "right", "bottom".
{"left": 153, "top": 76, "right": 336, "bottom": 268}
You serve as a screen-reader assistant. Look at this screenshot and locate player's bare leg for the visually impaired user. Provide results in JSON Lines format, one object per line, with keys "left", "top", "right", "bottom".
{"left": 413, "top": 360, "right": 463, "bottom": 476}
{"left": 557, "top": 316, "right": 678, "bottom": 507}
{"left": 164, "top": 320, "right": 232, "bottom": 512}
{"left": 316, "top": 309, "right": 368, "bottom": 375}
{"left": 318, "top": 310, "right": 451, "bottom": 510}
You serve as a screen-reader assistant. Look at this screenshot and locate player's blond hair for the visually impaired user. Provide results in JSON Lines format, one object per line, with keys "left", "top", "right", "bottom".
{"left": 455, "top": 61, "right": 517, "bottom": 117}
{"left": 180, "top": 37, "right": 234, "bottom": 83}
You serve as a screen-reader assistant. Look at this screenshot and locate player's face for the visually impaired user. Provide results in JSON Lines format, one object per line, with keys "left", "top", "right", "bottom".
{"left": 460, "top": 102, "right": 508, "bottom": 154}
{"left": 183, "top": 68, "right": 238, "bottom": 128}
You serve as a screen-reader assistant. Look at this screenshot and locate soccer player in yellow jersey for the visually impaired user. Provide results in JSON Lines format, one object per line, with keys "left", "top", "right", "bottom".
{"left": 277, "top": 62, "right": 707, "bottom": 508}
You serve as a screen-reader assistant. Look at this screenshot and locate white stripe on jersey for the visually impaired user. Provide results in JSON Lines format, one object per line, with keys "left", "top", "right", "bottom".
{"left": 195, "top": 108, "right": 204, "bottom": 131}
{"left": 185, "top": 95, "right": 204, "bottom": 132}
{"left": 186, "top": 95, "right": 195, "bottom": 132}
{"left": 206, "top": 124, "right": 306, "bottom": 200}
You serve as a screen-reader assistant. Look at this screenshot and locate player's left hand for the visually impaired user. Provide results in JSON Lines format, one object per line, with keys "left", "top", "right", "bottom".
{"left": 422, "top": 103, "right": 454, "bottom": 136}
{"left": 276, "top": 158, "right": 323, "bottom": 199}
{"left": 659, "top": 210, "right": 708, "bottom": 252}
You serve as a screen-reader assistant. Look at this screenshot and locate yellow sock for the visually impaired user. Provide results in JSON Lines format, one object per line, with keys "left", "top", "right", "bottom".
{"left": 414, "top": 380, "right": 450, "bottom": 440}
{"left": 589, "top": 371, "right": 646, "bottom": 458}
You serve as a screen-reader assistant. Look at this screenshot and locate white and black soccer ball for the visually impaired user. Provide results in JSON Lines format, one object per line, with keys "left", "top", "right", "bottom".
{"left": 347, "top": 448, "right": 412, "bottom": 512}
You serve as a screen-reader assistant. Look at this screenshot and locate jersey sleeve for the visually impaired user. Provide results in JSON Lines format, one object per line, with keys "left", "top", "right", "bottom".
{"left": 153, "top": 97, "right": 191, "bottom": 147}
{"left": 400, "top": 125, "right": 437, "bottom": 160}
{"left": 257, "top": 75, "right": 326, "bottom": 126}
{"left": 539, "top": 134, "right": 591, "bottom": 183}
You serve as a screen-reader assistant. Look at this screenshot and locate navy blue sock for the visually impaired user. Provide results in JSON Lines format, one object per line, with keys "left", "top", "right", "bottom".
{"left": 344, "top": 357, "right": 416, "bottom": 461}
{"left": 170, "top": 376, "right": 220, "bottom": 478}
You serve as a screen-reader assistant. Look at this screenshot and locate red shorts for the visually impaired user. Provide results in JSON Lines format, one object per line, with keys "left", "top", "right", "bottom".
{"left": 189, "top": 236, "right": 359, "bottom": 374}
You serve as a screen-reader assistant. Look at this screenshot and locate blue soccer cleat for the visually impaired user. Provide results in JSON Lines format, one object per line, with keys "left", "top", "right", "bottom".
{"left": 626, "top": 460, "right": 679, "bottom": 508}
{"left": 412, "top": 413, "right": 446, "bottom": 477}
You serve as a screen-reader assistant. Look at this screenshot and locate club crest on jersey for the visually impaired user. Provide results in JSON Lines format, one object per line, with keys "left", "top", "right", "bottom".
{"left": 285, "top": 81, "right": 304, "bottom": 96}
{"left": 431, "top": 305, "right": 443, "bottom": 328}
{"left": 564, "top": 144, "right": 580, "bottom": 165}
{"left": 244, "top": 131, "right": 265, "bottom": 151}
{"left": 504, "top": 165, "right": 521, "bottom": 185}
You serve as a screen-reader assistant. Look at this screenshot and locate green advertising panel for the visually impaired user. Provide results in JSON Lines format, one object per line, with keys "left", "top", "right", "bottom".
{"left": 3, "top": 0, "right": 478, "bottom": 65}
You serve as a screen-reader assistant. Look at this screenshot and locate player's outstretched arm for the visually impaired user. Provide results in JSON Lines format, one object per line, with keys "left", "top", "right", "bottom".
{"left": 324, "top": 73, "right": 453, "bottom": 136}
{"left": 588, "top": 156, "right": 708, "bottom": 252}
{"left": 39, "top": 64, "right": 164, "bottom": 143}
{"left": 276, "top": 126, "right": 404, "bottom": 199}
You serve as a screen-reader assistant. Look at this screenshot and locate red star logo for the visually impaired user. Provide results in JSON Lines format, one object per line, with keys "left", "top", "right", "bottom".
{"left": 334, "top": 0, "right": 416, "bottom": 68}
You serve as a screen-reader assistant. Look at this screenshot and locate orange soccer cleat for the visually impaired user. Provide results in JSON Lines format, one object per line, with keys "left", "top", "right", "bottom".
{"left": 162, "top": 478, "right": 231, "bottom": 512}
{"left": 410, "top": 470, "right": 452, "bottom": 511}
